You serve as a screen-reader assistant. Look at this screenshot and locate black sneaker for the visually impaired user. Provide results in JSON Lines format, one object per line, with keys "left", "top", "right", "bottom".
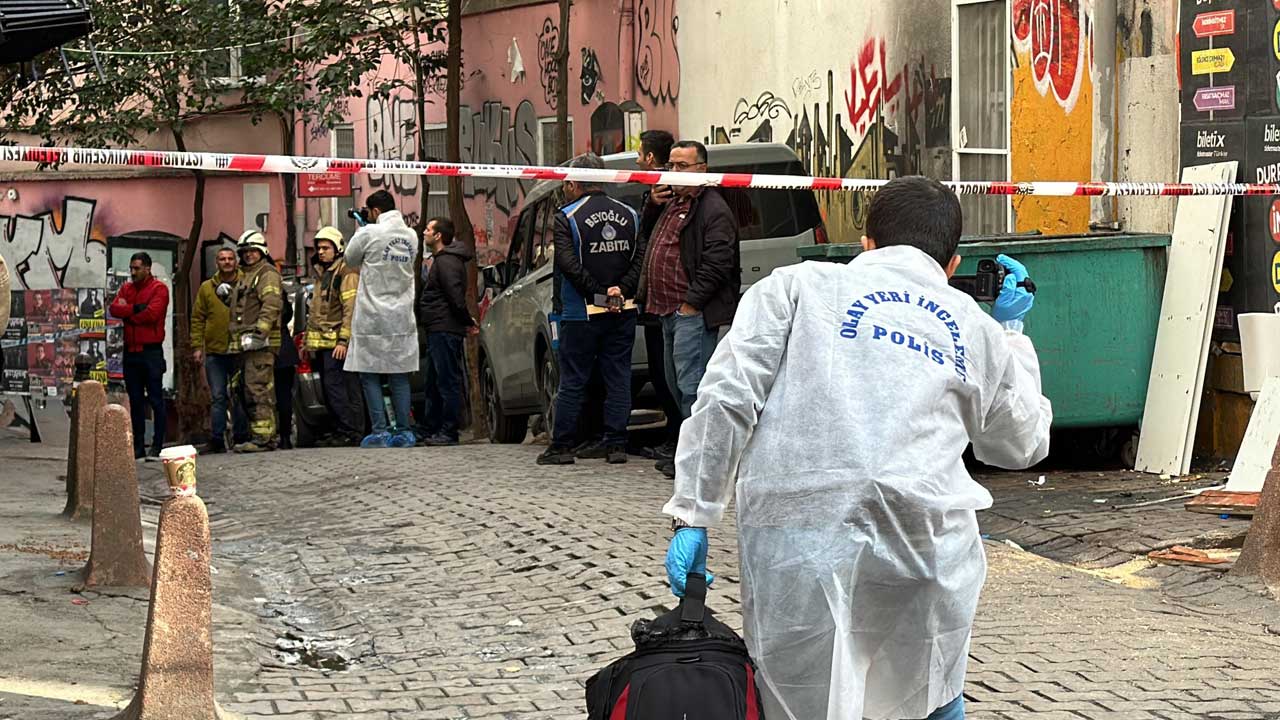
{"left": 575, "top": 442, "right": 611, "bottom": 460}
{"left": 537, "top": 446, "right": 576, "bottom": 465}
{"left": 207, "top": 442, "right": 227, "bottom": 454}
{"left": 643, "top": 440, "right": 677, "bottom": 461}
{"left": 655, "top": 458, "right": 675, "bottom": 478}
{"left": 424, "top": 434, "right": 460, "bottom": 447}
{"left": 607, "top": 446, "right": 628, "bottom": 464}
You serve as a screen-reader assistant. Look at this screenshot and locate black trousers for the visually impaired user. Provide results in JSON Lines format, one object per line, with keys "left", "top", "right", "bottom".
{"left": 123, "top": 346, "right": 166, "bottom": 456}
{"left": 643, "top": 315, "right": 682, "bottom": 443}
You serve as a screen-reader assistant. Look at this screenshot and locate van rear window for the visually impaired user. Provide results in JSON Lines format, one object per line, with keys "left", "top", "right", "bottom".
{"left": 605, "top": 160, "right": 823, "bottom": 241}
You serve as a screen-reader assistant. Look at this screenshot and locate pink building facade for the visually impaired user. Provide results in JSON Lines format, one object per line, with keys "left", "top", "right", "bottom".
{"left": 1, "top": 0, "right": 681, "bottom": 293}
{"left": 302, "top": 0, "right": 680, "bottom": 266}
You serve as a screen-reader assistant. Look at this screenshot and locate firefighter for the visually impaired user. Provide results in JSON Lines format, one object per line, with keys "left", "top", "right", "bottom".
{"left": 229, "top": 230, "right": 283, "bottom": 452}
{"left": 304, "top": 226, "right": 364, "bottom": 445}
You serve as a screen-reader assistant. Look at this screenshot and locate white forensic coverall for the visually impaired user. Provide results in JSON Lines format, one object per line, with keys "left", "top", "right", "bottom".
{"left": 663, "top": 245, "right": 1052, "bottom": 720}
{"left": 343, "top": 210, "right": 420, "bottom": 374}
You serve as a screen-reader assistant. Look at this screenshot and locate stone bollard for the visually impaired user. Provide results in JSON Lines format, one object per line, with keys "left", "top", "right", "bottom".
{"left": 64, "top": 380, "right": 106, "bottom": 520}
{"left": 111, "top": 446, "right": 238, "bottom": 720}
{"left": 80, "top": 405, "right": 151, "bottom": 588}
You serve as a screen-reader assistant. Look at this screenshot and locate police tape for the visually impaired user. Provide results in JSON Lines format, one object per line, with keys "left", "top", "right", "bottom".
{"left": 2, "top": 144, "right": 1277, "bottom": 197}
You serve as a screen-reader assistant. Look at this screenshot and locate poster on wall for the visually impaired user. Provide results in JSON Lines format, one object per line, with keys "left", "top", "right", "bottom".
{"left": 2, "top": 292, "right": 27, "bottom": 394}
{"left": 105, "top": 273, "right": 127, "bottom": 383}
{"left": 77, "top": 287, "right": 109, "bottom": 384}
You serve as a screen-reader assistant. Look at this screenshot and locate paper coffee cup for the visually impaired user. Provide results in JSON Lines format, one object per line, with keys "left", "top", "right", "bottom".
{"left": 159, "top": 445, "right": 199, "bottom": 497}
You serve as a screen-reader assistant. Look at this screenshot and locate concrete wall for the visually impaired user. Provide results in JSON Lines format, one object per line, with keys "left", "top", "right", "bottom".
{"left": 678, "top": 0, "right": 953, "bottom": 243}
{"left": 1115, "top": 0, "right": 1179, "bottom": 234}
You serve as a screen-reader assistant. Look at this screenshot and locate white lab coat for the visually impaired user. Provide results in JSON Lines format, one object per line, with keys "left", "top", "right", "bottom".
{"left": 343, "top": 210, "right": 420, "bottom": 374}
{"left": 663, "top": 245, "right": 1052, "bottom": 720}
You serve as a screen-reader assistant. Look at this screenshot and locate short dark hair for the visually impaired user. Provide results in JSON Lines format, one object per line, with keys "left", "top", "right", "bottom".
{"left": 640, "top": 130, "right": 675, "bottom": 165}
{"left": 130, "top": 252, "right": 152, "bottom": 267}
{"left": 366, "top": 190, "right": 396, "bottom": 213}
{"left": 671, "top": 140, "right": 707, "bottom": 164}
{"left": 866, "top": 176, "right": 963, "bottom": 267}
{"left": 429, "top": 217, "right": 455, "bottom": 245}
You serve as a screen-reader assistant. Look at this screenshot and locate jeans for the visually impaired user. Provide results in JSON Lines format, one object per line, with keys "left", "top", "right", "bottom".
{"left": 552, "top": 313, "right": 637, "bottom": 448}
{"left": 660, "top": 312, "right": 720, "bottom": 419}
{"left": 424, "top": 332, "right": 466, "bottom": 441}
{"left": 204, "top": 353, "right": 248, "bottom": 446}
{"left": 361, "top": 372, "right": 411, "bottom": 434}
{"left": 643, "top": 316, "right": 682, "bottom": 443}
{"left": 317, "top": 348, "right": 364, "bottom": 436}
{"left": 123, "top": 346, "right": 166, "bottom": 456}
{"left": 923, "top": 696, "right": 965, "bottom": 720}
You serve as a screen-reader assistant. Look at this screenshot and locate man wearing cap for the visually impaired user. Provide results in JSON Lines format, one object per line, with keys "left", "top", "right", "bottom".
{"left": 305, "top": 226, "right": 365, "bottom": 445}
{"left": 228, "top": 230, "right": 284, "bottom": 452}
{"left": 191, "top": 246, "right": 250, "bottom": 452}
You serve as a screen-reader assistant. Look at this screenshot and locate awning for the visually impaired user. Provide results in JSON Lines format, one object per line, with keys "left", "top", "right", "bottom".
{"left": 0, "top": 0, "right": 93, "bottom": 64}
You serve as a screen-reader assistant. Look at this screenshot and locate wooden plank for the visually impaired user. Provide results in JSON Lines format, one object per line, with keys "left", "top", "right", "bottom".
{"left": 1135, "top": 161, "right": 1237, "bottom": 475}
{"left": 1185, "top": 490, "right": 1261, "bottom": 516}
{"left": 1226, "top": 377, "right": 1280, "bottom": 493}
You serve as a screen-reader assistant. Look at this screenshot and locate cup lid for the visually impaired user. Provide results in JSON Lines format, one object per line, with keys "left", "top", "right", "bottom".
{"left": 159, "top": 445, "right": 198, "bottom": 460}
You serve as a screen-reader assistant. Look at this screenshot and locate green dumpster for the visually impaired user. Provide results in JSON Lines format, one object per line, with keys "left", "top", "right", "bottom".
{"left": 797, "top": 234, "right": 1171, "bottom": 429}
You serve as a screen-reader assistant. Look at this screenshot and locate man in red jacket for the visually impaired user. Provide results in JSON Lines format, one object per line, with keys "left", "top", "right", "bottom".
{"left": 110, "top": 252, "right": 170, "bottom": 459}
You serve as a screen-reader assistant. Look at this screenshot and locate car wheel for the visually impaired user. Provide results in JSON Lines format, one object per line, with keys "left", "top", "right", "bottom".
{"left": 540, "top": 350, "right": 559, "bottom": 439}
{"left": 482, "top": 356, "right": 528, "bottom": 444}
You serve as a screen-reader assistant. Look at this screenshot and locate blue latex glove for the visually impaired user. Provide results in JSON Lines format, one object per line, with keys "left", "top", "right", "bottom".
{"left": 992, "top": 254, "right": 1034, "bottom": 324}
{"left": 665, "top": 527, "right": 715, "bottom": 597}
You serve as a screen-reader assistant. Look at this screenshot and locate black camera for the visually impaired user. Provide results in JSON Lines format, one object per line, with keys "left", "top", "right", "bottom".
{"left": 949, "top": 259, "right": 1037, "bottom": 303}
{"left": 347, "top": 207, "right": 370, "bottom": 224}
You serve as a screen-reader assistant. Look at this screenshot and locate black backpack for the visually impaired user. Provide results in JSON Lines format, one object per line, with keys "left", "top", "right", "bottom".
{"left": 585, "top": 574, "right": 765, "bottom": 720}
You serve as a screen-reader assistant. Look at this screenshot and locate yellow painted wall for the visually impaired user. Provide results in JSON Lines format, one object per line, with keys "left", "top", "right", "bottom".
{"left": 1010, "top": 4, "right": 1093, "bottom": 234}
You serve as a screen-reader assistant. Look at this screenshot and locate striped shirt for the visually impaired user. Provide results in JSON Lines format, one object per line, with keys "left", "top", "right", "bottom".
{"left": 645, "top": 194, "right": 695, "bottom": 317}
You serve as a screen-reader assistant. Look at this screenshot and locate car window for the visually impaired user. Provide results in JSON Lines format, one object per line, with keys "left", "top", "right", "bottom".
{"left": 531, "top": 199, "right": 555, "bottom": 271}
{"left": 714, "top": 160, "right": 823, "bottom": 241}
{"left": 603, "top": 182, "right": 648, "bottom": 214}
{"left": 508, "top": 206, "right": 537, "bottom": 281}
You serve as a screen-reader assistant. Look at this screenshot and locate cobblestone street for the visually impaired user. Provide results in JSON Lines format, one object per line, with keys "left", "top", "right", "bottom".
{"left": 3, "top": 419, "right": 1280, "bottom": 719}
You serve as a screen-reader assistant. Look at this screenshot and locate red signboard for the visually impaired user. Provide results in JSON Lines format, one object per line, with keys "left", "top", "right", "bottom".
{"left": 1193, "top": 10, "right": 1236, "bottom": 39}
{"left": 297, "top": 172, "right": 352, "bottom": 198}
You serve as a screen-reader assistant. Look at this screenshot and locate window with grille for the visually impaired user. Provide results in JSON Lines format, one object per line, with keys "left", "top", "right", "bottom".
{"left": 538, "top": 118, "right": 575, "bottom": 165}
{"left": 423, "top": 125, "right": 449, "bottom": 219}
{"left": 334, "top": 126, "right": 357, "bottom": 238}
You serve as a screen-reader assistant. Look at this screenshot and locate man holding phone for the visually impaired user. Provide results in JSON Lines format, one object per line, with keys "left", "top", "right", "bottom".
{"left": 537, "top": 153, "right": 645, "bottom": 466}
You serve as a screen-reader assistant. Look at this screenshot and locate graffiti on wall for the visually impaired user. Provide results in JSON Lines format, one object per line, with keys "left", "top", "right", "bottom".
{"left": 538, "top": 18, "right": 561, "bottom": 110}
{"left": 1, "top": 197, "right": 107, "bottom": 290}
{"left": 367, "top": 95, "right": 421, "bottom": 198}
{"left": 636, "top": 0, "right": 679, "bottom": 104}
{"left": 1013, "top": 0, "right": 1087, "bottom": 113}
{"left": 458, "top": 100, "right": 539, "bottom": 214}
{"left": 581, "top": 47, "right": 602, "bottom": 105}
{"left": 707, "top": 37, "right": 951, "bottom": 239}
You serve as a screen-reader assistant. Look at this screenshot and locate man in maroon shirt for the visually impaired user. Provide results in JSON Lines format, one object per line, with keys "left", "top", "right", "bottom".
{"left": 109, "top": 252, "right": 170, "bottom": 459}
{"left": 636, "top": 140, "right": 741, "bottom": 478}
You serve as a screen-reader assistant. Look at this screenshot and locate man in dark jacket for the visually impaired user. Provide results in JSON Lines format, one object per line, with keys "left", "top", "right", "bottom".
{"left": 636, "top": 140, "right": 740, "bottom": 478}
{"left": 109, "top": 252, "right": 171, "bottom": 460}
{"left": 416, "top": 216, "right": 477, "bottom": 446}
{"left": 538, "top": 153, "right": 645, "bottom": 466}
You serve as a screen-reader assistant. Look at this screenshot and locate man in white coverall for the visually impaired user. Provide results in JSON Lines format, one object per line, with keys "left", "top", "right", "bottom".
{"left": 662, "top": 176, "right": 1052, "bottom": 720}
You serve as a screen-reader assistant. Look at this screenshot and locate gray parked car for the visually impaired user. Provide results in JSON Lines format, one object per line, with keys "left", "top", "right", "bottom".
{"left": 477, "top": 143, "right": 828, "bottom": 444}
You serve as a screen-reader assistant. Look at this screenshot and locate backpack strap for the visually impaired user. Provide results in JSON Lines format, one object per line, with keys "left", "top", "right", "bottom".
{"left": 680, "top": 572, "right": 706, "bottom": 624}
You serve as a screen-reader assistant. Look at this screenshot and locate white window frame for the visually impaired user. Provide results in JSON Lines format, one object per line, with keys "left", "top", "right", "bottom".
{"left": 206, "top": 1, "right": 264, "bottom": 88}
{"left": 537, "top": 117, "right": 575, "bottom": 165}
{"left": 951, "top": 0, "right": 1012, "bottom": 233}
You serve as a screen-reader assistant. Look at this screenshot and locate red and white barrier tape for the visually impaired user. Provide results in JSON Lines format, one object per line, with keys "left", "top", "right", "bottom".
{"left": 1, "top": 145, "right": 1273, "bottom": 196}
